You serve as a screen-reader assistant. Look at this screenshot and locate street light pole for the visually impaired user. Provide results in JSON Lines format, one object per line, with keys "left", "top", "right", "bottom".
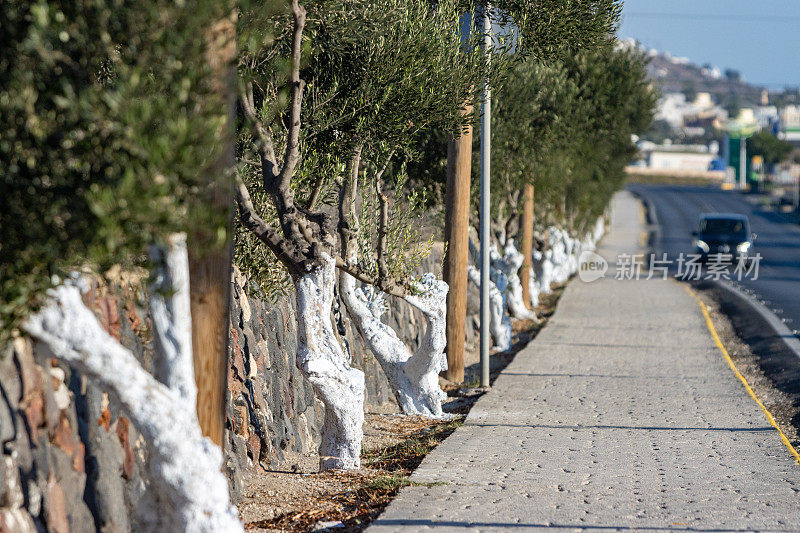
{"left": 479, "top": 4, "right": 492, "bottom": 388}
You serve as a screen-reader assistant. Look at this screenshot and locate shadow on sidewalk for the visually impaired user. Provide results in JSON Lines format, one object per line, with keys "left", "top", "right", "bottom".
{"left": 374, "top": 518, "right": 765, "bottom": 532}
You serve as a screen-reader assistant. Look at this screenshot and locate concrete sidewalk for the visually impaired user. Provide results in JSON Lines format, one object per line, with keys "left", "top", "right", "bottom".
{"left": 369, "top": 191, "right": 800, "bottom": 532}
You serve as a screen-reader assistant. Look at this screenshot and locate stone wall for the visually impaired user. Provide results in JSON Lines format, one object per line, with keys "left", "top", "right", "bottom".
{"left": 0, "top": 248, "right": 455, "bottom": 530}
{"left": 1, "top": 281, "right": 150, "bottom": 532}
{"left": 223, "top": 245, "right": 457, "bottom": 498}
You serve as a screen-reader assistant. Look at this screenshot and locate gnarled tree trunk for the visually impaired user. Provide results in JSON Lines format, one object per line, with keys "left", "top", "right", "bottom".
{"left": 467, "top": 265, "right": 511, "bottom": 351}
{"left": 337, "top": 145, "right": 449, "bottom": 418}
{"left": 397, "top": 275, "right": 449, "bottom": 416}
{"left": 340, "top": 270, "right": 449, "bottom": 417}
{"left": 24, "top": 235, "right": 243, "bottom": 532}
{"left": 492, "top": 240, "right": 537, "bottom": 321}
{"left": 296, "top": 254, "right": 365, "bottom": 470}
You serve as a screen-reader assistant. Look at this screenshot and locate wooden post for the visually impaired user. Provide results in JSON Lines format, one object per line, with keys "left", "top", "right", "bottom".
{"left": 189, "top": 13, "right": 236, "bottom": 448}
{"left": 520, "top": 183, "right": 534, "bottom": 310}
{"left": 443, "top": 104, "right": 473, "bottom": 384}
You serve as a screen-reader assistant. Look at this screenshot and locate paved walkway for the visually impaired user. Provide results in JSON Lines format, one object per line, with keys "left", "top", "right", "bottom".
{"left": 370, "top": 191, "right": 800, "bottom": 532}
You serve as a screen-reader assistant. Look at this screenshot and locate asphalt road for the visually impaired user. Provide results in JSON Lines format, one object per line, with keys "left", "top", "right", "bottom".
{"left": 628, "top": 183, "right": 800, "bottom": 335}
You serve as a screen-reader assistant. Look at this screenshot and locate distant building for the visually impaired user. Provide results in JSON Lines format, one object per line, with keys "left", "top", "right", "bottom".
{"left": 694, "top": 92, "right": 714, "bottom": 110}
{"left": 700, "top": 66, "right": 722, "bottom": 79}
{"left": 655, "top": 92, "right": 727, "bottom": 132}
{"left": 754, "top": 106, "right": 779, "bottom": 130}
{"left": 780, "top": 105, "right": 800, "bottom": 127}
{"left": 656, "top": 93, "right": 689, "bottom": 127}
{"left": 778, "top": 105, "right": 800, "bottom": 144}
{"left": 638, "top": 142, "right": 716, "bottom": 172}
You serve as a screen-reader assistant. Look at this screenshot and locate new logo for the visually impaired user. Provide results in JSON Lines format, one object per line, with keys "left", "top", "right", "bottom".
{"left": 578, "top": 251, "right": 608, "bottom": 283}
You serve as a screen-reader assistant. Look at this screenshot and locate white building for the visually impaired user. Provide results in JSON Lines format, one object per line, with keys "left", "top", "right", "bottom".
{"left": 637, "top": 142, "right": 716, "bottom": 172}
{"left": 781, "top": 105, "right": 800, "bottom": 128}
{"left": 655, "top": 92, "right": 726, "bottom": 130}
{"left": 656, "top": 93, "right": 691, "bottom": 128}
{"left": 776, "top": 106, "right": 800, "bottom": 143}
{"left": 754, "top": 106, "right": 779, "bottom": 130}
{"left": 647, "top": 150, "right": 716, "bottom": 172}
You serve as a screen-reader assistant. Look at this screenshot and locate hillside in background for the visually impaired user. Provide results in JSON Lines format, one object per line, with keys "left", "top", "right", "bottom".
{"left": 641, "top": 46, "right": 800, "bottom": 110}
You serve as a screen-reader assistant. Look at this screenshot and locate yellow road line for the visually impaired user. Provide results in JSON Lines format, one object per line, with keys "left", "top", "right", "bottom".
{"left": 683, "top": 284, "right": 800, "bottom": 465}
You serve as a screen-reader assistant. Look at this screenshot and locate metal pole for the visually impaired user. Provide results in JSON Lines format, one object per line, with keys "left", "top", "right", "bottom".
{"left": 739, "top": 136, "right": 746, "bottom": 190}
{"left": 479, "top": 5, "right": 491, "bottom": 388}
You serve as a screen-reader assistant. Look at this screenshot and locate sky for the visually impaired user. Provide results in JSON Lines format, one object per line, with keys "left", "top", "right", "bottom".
{"left": 618, "top": 0, "right": 800, "bottom": 89}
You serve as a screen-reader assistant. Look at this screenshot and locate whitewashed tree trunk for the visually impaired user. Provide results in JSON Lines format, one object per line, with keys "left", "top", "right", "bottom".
{"left": 593, "top": 216, "right": 605, "bottom": 243}
{"left": 532, "top": 246, "right": 550, "bottom": 296}
{"left": 296, "top": 254, "right": 365, "bottom": 470}
{"left": 340, "top": 259, "right": 449, "bottom": 417}
{"left": 527, "top": 261, "right": 540, "bottom": 309}
{"left": 493, "top": 241, "right": 536, "bottom": 321}
{"left": 467, "top": 265, "right": 511, "bottom": 351}
{"left": 398, "top": 274, "right": 449, "bottom": 417}
{"left": 150, "top": 236, "right": 196, "bottom": 403}
{"left": 487, "top": 246, "right": 511, "bottom": 308}
{"left": 539, "top": 249, "right": 555, "bottom": 295}
{"left": 24, "top": 235, "right": 243, "bottom": 533}
{"left": 565, "top": 234, "right": 579, "bottom": 276}
{"left": 549, "top": 228, "right": 571, "bottom": 285}
{"left": 340, "top": 269, "right": 415, "bottom": 413}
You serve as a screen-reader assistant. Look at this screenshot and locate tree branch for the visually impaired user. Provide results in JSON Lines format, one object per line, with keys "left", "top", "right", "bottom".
{"left": 338, "top": 143, "right": 364, "bottom": 266}
{"left": 335, "top": 256, "right": 407, "bottom": 298}
{"left": 374, "top": 151, "right": 394, "bottom": 284}
{"left": 234, "top": 176, "right": 307, "bottom": 275}
{"left": 306, "top": 175, "right": 326, "bottom": 211}
{"left": 239, "top": 82, "right": 278, "bottom": 181}
{"left": 276, "top": 0, "right": 307, "bottom": 187}
{"left": 254, "top": 2, "right": 316, "bottom": 259}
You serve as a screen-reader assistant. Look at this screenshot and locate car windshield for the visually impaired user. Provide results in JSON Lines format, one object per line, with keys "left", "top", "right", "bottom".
{"left": 700, "top": 218, "right": 746, "bottom": 237}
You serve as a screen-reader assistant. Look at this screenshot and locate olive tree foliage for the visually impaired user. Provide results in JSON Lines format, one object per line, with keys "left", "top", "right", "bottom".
{"left": 490, "top": 60, "right": 581, "bottom": 243}
{"left": 235, "top": 0, "right": 495, "bottom": 295}
{"left": 405, "top": 0, "right": 623, "bottom": 209}
{"left": 234, "top": 0, "right": 503, "bottom": 456}
{"left": 0, "top": 0, "right": 229, "bottom": 338}
{"left": 479, "top": 0, "right": 622, "bottom": 60}
{"left": 490, "top": 39, "right": 657, "bottom": 241}
{"left": 1, "top": 0, "right": 243, "bottom": 529}
{"left": 556, "top": 40, "right": 656, "bottom": 232}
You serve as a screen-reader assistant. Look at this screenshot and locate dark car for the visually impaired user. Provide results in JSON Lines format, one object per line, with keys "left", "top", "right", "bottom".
{"left": 692, "top": 213, "right": 755, "bottom": 262}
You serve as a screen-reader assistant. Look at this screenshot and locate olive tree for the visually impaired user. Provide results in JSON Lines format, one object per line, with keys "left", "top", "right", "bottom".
{"left": 234, "top": 0, "right": 631, "bottom": 467}
{"left": 1, "top": 0, "right": 242, "bottom": 529}
{"left": 488, "top": 39, "right": 656, "bottom": 305}
{"left": 236, "top": 0, "right": 497, "bottom": 468}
